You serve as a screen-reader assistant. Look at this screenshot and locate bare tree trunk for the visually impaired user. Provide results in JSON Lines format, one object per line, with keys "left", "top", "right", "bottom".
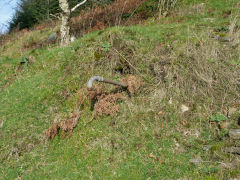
{"left": 59, "top": 0, "right": 71, "bottom": 46}
{"left": 59, "top": 0, "right": 87, "bottom": 46}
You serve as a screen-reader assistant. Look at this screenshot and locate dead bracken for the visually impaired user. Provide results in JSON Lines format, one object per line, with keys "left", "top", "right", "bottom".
{"left": 88, "top": 75, "right": 142, "bottom": 117}
{"left": 121, "top": 75, "right": 143, "bottom": 95}
{"left": 60, "top": 113, "right": 80, "bottom": 138}
{"left": 94, "top": 93, "right": 125, "bottom": 117}
{"left": 45, "top": 122, "right": 60, "bottom": 141}
{"left": 45, "top": 112, "right": 80, "bottom": 140}
{"left": 45, "top": 75, "right": 142, "bottom": 139}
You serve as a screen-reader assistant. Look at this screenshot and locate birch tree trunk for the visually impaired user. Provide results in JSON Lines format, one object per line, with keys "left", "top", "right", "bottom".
{"left": 59, "top": 0, "right": 71, "bottom": 46}
{"left": 59, "top": 0, "right": 87, "bottom": 46}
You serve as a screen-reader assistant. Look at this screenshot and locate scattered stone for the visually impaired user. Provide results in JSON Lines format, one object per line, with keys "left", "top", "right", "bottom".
{"left": 48, "top": 33, "right": 57, "bottom": 42}
{"left": 220, "top": 159, "right": 240, "bottom": 169}
{"left": 181, "top": 104, "right": 189, "bottom": 113}
{"left": 203, "top": 145, "right": 212, "bottom": 151}
{"left": 229, "top": 129, "right": 240, "bottom": 140}
{"left": 225, "top": 147, "right": 240, "bottom": 155}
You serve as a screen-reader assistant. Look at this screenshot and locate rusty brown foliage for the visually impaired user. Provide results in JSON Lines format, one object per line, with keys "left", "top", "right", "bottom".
{"left": 121, "top": 75, "right": 143, "bottom": 95}
{"left": 88, "top": 75, "right": 142, "bottom": 117}
{"left": 88, "top": 84, "right": 104, "bottom": 100}
{"left": 45, "top": 122, "right": 60, "bottom": 141}
{"left": 45, "top": 112, "right": 81, "bottom": 140}
{"left": 61, "top": 113, "right": 80, "bottom": 138}
{"left": 88, "top": 85, "right": 125, "bottom": 117}
{"left": 71, "top": 0, "right": 148, "bottom": 37}
{"left": 94, "top": 93, "right": 125, "bottom": 117}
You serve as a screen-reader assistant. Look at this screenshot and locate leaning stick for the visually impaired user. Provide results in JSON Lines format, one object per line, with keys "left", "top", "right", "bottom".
{"left": 87, "top": 76, "right": 128, "bottom": 90}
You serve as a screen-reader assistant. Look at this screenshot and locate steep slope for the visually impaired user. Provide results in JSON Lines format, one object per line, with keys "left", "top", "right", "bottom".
{"left": 0, "top": 0, "right": 240, "bottom": 179}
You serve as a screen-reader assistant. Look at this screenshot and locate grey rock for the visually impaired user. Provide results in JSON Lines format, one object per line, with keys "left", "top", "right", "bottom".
{"left": 48, "top": 33, "right": 57, "bottom": 42}
{"left": 203, "top": 145, "right": 212, "bottom": 151}
{"left": 229, "top": 129, "right": 240, "bottom": 140}
{"left": 225, "top": 147, "right": 240, "bottom": 155}
{"left": 220, "top": 159, "right": 240, "bottom": 169}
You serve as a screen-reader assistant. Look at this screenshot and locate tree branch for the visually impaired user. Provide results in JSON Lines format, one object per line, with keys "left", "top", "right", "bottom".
{"left": 71, "top": 0, "right": 87, "bottom": 12}
{"left": 50, "top": 13, "right": 61, "bottom": 20}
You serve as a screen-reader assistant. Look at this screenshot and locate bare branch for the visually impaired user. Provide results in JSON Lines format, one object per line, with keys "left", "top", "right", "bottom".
{"left": 71, "top": 0, "right": 87, "bottom": 12}
{"left": 50, "top": 13, "right": 61, "bottom": 20}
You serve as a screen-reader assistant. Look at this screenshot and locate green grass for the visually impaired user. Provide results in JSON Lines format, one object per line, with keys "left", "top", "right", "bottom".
{"left": 1, "top": 0, "right": 240, "bottom": 179}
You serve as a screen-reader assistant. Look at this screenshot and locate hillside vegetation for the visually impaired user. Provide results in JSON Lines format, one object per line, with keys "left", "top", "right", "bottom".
{"left": 0, "top": 0, "right": 240, "bottom": 179}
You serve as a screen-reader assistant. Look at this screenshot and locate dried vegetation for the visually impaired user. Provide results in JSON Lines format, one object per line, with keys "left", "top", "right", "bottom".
{"left": 45, "top": 74, "right": 143, "bottom": 140}
{"left": 88, "top": 75, "right": 143, "bottom": 118}
{"left": 71, "top": 0, "right": 147, "bottom": 37}
{"left": 45, "top": 112, "right": 81, "bottom": 140}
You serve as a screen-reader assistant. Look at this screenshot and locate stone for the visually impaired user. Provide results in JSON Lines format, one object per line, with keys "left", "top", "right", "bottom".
{"left": 203, "top": 145, "right": 212, "bottom": 151}
{"left": 220, "top": 159, "right": 240, "bottom": 169}
{"left": 181, "top": 104, "right": 189, "bottom": 113}
{"left": 229, "top": 129, "right": 240, "bottom": 140}
{"left": 48, "top": 33, "right": 57, "bottom": 42}
{"left": 225, "top": 147, "right": 240, "bottom": 155}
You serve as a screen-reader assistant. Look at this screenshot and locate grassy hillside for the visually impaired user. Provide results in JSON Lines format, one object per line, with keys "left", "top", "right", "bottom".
{"left": 0, "top": 0, "right": 240, "bottom": 179}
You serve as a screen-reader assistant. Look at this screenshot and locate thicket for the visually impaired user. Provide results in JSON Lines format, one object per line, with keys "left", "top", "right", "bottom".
{"left": 9, "top": 0, "right": 114, "bottom": 31}
{"left": 9, "top": 0, "right": 178, "bottom": 32}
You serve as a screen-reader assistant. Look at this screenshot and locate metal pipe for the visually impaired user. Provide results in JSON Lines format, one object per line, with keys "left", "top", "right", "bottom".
{"left": 87, "top": 76, "right": 128, "bottom": 89}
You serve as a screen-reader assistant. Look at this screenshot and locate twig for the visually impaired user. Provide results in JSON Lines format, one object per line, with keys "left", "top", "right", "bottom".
{"left": 50, "top": 13, "right": 61, "bottom": 20}
{"left": 71, "top": 0, "right": 87, "bottom": 12}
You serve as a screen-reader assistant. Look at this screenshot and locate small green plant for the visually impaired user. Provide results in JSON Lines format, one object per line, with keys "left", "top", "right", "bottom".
{"left": 200, "top": 164, "right": 219, "bottom": 174}
{"left": 231, "top": 59, "right": 239, "bottom": 66}
{"left": 216, "top": 27, "right": 229, "bottom": 32}
{"left": 210, "top": 113, "right": 227, "bottom": 123}
{"left": 19, "top": 57, "right": 29, "bottom": 68}
{"left": 102, "top": 42, "right": 111, "bottom": 51}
